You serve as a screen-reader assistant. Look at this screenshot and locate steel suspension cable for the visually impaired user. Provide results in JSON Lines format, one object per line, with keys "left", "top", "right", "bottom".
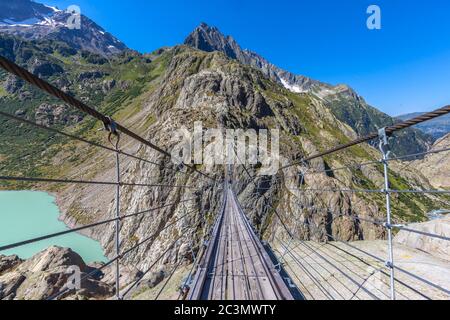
{"left": 304, "top": 240, "right": 391, "bottom": 300}
{"left": 120, "top": 235, "right": 184, "bottom": 299}
{"left": 121, "top": 215, "right": 209, "bottom": 299}
{"left": 326, "top": 242, "right": 431, "bottom": 300}
{"left": 269, "top": 175, "right": 437, "bottom": 299}
{"left": 49, "top": 211, "right": 202, "bottom": 300}
{"left": 282, "top": 189, "right": 450, "bottom": 242}
{"left": 0, "top": 110, "right": 192, "bottom": 174}
{"left": 276, "top": 238, "right": 336, "bottom": 300}
{"left": 277, "top": 104, "right": 450, "bottom": 172}
{"left": 274, "top": 218, "right": 430, "bottom": 299}
{"left": 0, "top": 175, "right": 195, "bottom": 188}
{"left": 177, "top": 205, "right": 224, "bottom": 300}
{"left": 255, "top": 185, "right": 450, "bottom": 195}
{"left": 275, "top": 208, "right": 450, "bottom": 297}
{"left": 282, "top": 146, "right": 450, "bottom": 180}
{"left": 47, "top": 254, "right": 120, "bottom": 300}
{"left": 154, "top": 256, "right": 186, "bottom": 300}
{"left": 276, "top": 182, "right": 447, "bottom": 297}
{"left": 323, "top": 233, "right": 450, "bottom": 296}
{"left": 282, "top": 183, "right": 450, "bottom": 250}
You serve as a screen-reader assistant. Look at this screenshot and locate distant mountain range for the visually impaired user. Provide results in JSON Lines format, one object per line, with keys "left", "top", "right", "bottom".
{"left": 0, "top": 0, "right": 127, "bottom": 57}
{"left": 397, "top": 112, "right": 450, "bottom": 140}
{"left": 184, "top": 23, "right": 433, "bottom": 154}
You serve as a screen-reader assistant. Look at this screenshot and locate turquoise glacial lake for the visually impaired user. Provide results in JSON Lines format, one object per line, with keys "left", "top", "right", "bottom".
{"left": 0, "top": 191, "right": 107, "bottom": 263}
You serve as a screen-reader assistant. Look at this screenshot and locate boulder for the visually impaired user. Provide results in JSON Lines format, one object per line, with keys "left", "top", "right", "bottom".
{"left": 0, "top": 255, "right": 23, "bottom": 274}
{"left": 0, "top": 272, "right": 26, "bottom": 300}
{"left": 147, "top": 270, "right": 165, "bottom": 288}
{"left": 14, "top": 109, "right": 26, "bottom": 117}
{"left": 0, "top": 246, "right": 114, "bottom": 300}
{"left": 77, "top": 71, "right": 106, "bottom": 81}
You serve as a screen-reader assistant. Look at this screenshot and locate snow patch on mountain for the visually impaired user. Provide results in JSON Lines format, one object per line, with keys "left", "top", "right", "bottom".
{"left": 43, "top": 5, "right": 62, "bottom": 13}
{"left": 0, "top": 0, "right": 128, "bottom": 57}
{"left": 280, "top": 78, "right": 307, "bottom": 93}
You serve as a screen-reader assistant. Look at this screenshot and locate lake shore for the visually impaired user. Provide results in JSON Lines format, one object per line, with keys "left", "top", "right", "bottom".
{"left": 0, "top": 190, "right": 107, "bottom": 263}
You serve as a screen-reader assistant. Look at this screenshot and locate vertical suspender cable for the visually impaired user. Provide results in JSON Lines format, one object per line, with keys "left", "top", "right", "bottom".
{"left": 107, "top": 118, "right": 122, "bottom": 300}
{"left": 379, "top": 128, "right": 396, "bottom": 300}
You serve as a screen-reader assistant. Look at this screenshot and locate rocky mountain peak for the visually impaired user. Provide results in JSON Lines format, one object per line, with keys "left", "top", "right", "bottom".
{"left": 183, "top": 23, "right": 433, "bottom": 152}
{"left": 0, "top": 0, "right": 58, "bottom": 25}
{"left": 185, "top": 22, "right": 242, "bottom": 60}
{"left": 184, "top": 23, "right": 323, "bottom": 94}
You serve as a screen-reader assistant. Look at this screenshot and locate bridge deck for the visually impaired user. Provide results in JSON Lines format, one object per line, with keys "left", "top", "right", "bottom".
{"left": 188, "top": 187, "right": 293, "bottom": 300}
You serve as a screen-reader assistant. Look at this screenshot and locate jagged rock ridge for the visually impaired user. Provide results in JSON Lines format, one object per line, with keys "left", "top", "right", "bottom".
{"left": 184, "top": 23, "right": 433, "bottom": 155}
{"left": 184, "top": 22, "right": 320, "bottom": 93}
{"left": 0, "top": 247, "right": 113, "bottom": 300}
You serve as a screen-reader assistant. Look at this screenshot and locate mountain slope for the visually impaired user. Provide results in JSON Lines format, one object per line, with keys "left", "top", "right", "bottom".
{"left": 0, "top": 0, "right": 56, "bottom": 24}
{"left": 1, "top": 35, "right": 443, "bottom": 251}
{"left": 413, "top": 134, "right": 450, "bottom": 189}
{"left": 0, "top": 12, "right": 448, "bottom": 299}
{"left": 0, "top": 0, "right": 127, "bottom": 57}
{"left": 184, "top": 23, "right": 321, "bottom": 93}
{"left": 184, "top": 23, "right": 433, "bottom": 155}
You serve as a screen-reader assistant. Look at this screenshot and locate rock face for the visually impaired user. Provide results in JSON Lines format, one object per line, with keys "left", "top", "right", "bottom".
{"left": 30, "top": 59, "right": 64, "bottom": 77}
{"left": 35, "top": 103, "right": 84, "bottom": 126}
{"left": 0, "top": 255, "right": 23, "bottom": 274}
{"left": 51, "top": 45, "right": 441, "bottom": 278}
{"left": 3, "top": 75, "right": 23, "bottom": 94}
{"left": 414, "top": 134, "right": 450, "bottom": 189}
{"left": 394, "top": 217, "right": 450, "bottom": 262}
{"left": 0, "top": 247, "right": 113, "bottom": 300}
{"left": 184, "top": 23, "right": 320, "bottom": 93}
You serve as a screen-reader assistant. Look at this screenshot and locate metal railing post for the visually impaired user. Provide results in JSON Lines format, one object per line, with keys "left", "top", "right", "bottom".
{"left": 105, "top": 117, "right": 122, "bottom": 300}
{"left": 115, "top": 148, "right": 121, "bottom": 300}
{"left": 378, "top": 128, "right": 396, "bottom": 300}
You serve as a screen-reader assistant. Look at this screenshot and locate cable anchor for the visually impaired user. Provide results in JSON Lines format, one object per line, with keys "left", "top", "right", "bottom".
{"left": 103, "top": 117, "right": 120, "bottom": 150}
{"left": 378, "top": 127, "right": 392, "bottom": 160}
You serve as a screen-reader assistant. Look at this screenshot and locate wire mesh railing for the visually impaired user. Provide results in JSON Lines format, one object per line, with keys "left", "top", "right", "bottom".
{"left": 229, "top": 105, "right": 450, "bottom": 300}
{"left": 0, "top": 55, "right": 219, "bottom": 300}
{"left": 265, "top": 132, "right": 448, "bottom": 300}
{"left": 0, "top": 53, "right": 449, "bottom": 300}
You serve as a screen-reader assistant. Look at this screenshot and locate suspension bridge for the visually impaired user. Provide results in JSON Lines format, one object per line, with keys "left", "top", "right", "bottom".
{"left": 0, "top": 55, "right": 449, "bottom": 300}
{"left": 187, "top": 176, "right": 295, "bottom": 300}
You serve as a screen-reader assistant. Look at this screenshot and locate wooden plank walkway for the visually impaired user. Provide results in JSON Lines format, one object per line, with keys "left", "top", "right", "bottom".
{"left": 187, "top": 187, "right": 293, "bottom": 300}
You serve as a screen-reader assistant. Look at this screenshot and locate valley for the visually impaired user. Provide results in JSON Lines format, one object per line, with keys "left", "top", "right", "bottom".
{"left": 0, "top": 0, "right": 448, "bottom": 301}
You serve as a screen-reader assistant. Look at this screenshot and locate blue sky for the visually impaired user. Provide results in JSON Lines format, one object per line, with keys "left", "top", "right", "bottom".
{"left": 44, "top": 0, "right": 450, "bottom": 116}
